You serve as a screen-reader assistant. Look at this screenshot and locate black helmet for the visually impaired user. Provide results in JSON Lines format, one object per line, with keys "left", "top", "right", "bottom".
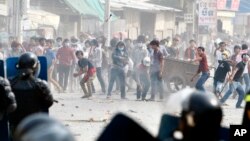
{"left": 16, "top": 52, "right": 40, "bottom": 77}
{"left": 180, "top": 90, "right": 222, "bottom": 141}
{"left": 14, "top": 114, "right": 75, "bottom": 141}
{"left": 165, "top": 88, "right": 222, "bottom": 141}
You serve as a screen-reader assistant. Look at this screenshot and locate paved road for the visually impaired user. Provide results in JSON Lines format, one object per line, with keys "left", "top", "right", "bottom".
{"left": 50, "top": 90, "right": 244, "bottom": 141}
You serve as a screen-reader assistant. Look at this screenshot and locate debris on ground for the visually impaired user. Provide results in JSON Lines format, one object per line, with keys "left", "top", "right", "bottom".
{"left": 129, "top": 110, "right": 137, "bottom": 113}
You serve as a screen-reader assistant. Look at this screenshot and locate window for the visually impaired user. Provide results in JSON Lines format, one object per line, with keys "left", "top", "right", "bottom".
{"left": 226, "top": 0, "right": 232, "bottom": 9}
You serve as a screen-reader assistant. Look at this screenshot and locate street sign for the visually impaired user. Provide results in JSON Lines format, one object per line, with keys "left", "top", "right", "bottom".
{"left": 217, "top": 0, "right": 227, "bottom": 10}
{"left": 184, "top": 13, "right": 193, "bottom": 23}
{"left": 231, "top": 0, "right": 240, "bottom": 11}
{"left": 198, "top": 0, "right": 217, "bottom": 26}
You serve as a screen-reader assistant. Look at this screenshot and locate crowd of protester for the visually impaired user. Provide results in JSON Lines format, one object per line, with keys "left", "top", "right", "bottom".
{"left": 1, "top": 34, "right": 250, "bottom": 105}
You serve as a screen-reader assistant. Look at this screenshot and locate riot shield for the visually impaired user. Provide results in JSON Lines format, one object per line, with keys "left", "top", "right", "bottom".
{"left": 6, "top": 56, "right": 47, "bottom": 80}
{"left": 0, "top": 60, "right": 10, "bottom": 141}
{"left": 0, "top": 60, "right": 4, "bottom": 77}
{"left": 97, "top": 113, "right": 157, "bottom": 141}
{"left": 6, "top": 56, "right": 49, "bottom": 113}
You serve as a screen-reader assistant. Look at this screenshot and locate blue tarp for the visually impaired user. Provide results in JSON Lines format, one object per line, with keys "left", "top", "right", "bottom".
{"left": 239, "top": 0, "right": 250, "bottom": 13}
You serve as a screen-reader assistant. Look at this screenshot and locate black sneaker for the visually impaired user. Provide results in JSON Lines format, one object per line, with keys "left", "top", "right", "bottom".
{"left": 236, "top": 106, "right": 244, "bottom": 109}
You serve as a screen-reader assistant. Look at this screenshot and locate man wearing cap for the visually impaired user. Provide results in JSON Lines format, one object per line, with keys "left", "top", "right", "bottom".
{"left": 220, "top": 53, "right": 249, "bottom": 108}
{"left": 213, "top": 52, "right": 231, "bottom": 97}
{"left": 134, "top": 57, "right": 151, "bottom": 101}
{"left": 214, "top": 41, "right": 231, "bottom": 69}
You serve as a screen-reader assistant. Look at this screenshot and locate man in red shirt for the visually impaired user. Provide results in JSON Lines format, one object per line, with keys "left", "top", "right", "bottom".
{"left": 56, "top": 39, "right": 76, "bottom": 92}
{"left": 191, "top": 47, "right": 210, "bottom": 91}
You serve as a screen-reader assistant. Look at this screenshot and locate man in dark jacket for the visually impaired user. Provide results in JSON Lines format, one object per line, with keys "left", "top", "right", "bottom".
{"left": 107, "top": 41, "right": 129, "bottom": 99}
{"left": 9, "top": 52, "right": 54, "bottom": 133}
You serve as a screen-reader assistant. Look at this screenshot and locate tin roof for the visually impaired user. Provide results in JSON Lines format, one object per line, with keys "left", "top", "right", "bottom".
{"left": 100, "top": 0, "right": 181, "bottom": 12}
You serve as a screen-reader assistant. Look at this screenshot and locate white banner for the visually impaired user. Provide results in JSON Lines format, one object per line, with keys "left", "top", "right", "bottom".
{"left": 198, "top": 0, "right": 217, "bottom": 25}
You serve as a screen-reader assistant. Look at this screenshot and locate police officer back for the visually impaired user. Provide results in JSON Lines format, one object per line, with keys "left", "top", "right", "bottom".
{"left": 9, "top": 52, "right": 54, "bottom": 132}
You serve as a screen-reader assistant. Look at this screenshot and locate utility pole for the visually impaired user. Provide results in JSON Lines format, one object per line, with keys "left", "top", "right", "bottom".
{"left": 104, "top": 0, "right": 111, "bottom": 47}
{"left": 8, "top": 0, "right": 14, "bottom": 38}
{"left": 8, "top": 0, "right": 28, "bottom": 42}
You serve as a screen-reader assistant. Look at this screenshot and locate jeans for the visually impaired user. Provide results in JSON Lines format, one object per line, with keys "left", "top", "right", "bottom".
{"left": 58, "top": 64, "right": 71, "bottom": 91}
{"left": 151, "top": 71, "right": 164, "bottom": 99}
{"left": 107, "top": 67, "right": 126, "bottom": 98}
{"left": 80, "top": 74, "right": 95, "bottom": 96}
{"left": 220, "top": 81, "right": 245, "bottom": 108}
{"left": 195, "top": 72, "right": 209, "bottom": 91}
{"left": 213, "top": 79, "right": 224, "bottom": 94}
{"left": 243, "top": 73, "right": 250, "bottom": 92}
{"left": 96, "top": 67, "right": 106, "bottom": 93}
{"left": 137, "top": 74, "right": 150, "bottom": 99}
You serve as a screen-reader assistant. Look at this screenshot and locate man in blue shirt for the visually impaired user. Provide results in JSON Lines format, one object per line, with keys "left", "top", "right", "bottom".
{"left": 44, "top": 39, "right": 62, "bottom": 92}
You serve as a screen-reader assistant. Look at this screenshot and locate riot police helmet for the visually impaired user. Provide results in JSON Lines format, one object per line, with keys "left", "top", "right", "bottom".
{"left": 165, "top": 88, "right": 223, "bottom": 141}
{"left": 14, "top": 114, "right": 75, "bottom": 141}
{"left": 181, "top": 90, "right": 222, "bottom": 141}
{"left": 16, "top": 52, "right": 40, "bottom": 76}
